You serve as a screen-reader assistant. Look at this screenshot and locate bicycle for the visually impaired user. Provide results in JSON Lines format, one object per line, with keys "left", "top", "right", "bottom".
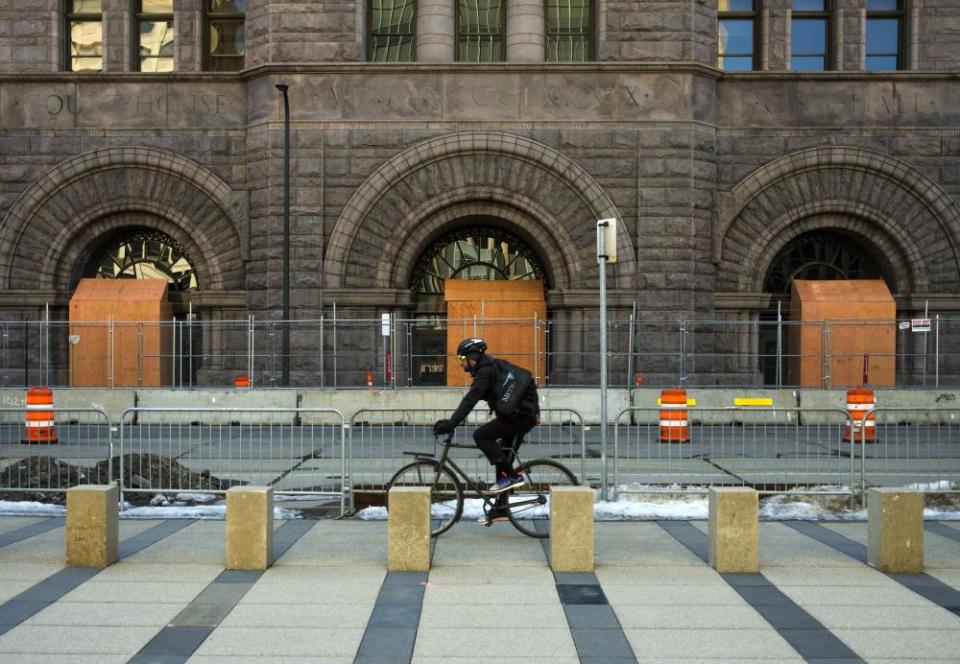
{"left": 384, "top": 432, "right": 580, "bottom": 538}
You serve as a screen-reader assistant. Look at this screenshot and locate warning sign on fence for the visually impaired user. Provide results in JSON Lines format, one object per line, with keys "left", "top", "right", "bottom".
{"left": 911, "top": 318, "right": 931, "bottom": 332}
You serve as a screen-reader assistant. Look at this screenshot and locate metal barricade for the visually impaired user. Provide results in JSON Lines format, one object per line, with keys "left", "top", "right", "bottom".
{"left": 858, "top": 407, "right": 960, "bottom": 499}
{"left": 119, "top": 408, "right": 347, "bottom": 513}
{"left": 347, "top": 408, "right": 587, "bottom": 511}
{"left": 0, "top": 406, "right": 113, "bottom": 495}
{"left": 612, "top": 407, "right": 856, "bottom": 501}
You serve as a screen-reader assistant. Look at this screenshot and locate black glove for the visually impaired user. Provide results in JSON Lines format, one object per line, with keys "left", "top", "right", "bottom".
{"left": 433, "top": 419, "right": 454, "bottom": 435}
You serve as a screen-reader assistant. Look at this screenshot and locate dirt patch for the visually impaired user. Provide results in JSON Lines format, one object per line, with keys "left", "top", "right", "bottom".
{"left": 0, "top": 454, "right": 236, "bottom": 505}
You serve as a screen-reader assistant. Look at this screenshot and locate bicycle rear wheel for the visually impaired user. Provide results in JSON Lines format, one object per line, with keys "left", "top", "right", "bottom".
{"left": 385, "top": 460, "right": 464, "bottom": 537}
{"left": 505, "top": 459, "right": 580, "bottom": 538}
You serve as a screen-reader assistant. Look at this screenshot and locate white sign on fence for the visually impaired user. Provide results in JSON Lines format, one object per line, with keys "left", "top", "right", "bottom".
{"left": 898, "top": 321, "right": 910, "bottom": 330}
{"left": 911, "top": 318, "right": 931, "bottom": 332}
{"left": 381, "top": 313, "right": 391, "bottom": 336}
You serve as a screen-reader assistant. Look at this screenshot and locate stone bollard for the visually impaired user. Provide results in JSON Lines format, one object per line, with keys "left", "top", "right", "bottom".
{"left": 868, "top": 488, "right": 924, "bottom": 573}
{"left": 550, "top": 485, "right": 594, "bottom": 572}
{"left": 709, "top": 487, "right": 758, "bottom": 573}
{"left": 226, "top": 486, "right": 273, "bottom": 571}
{"left": 387, "top": 486, "right": 431, "bottom": 572}
{"left": 66, "top": 484, "right": 119, "bottom": 568}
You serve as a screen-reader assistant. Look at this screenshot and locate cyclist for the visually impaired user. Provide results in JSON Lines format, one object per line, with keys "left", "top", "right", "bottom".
{"left": 433, "top": 338, "right": 541, "bottom": 513}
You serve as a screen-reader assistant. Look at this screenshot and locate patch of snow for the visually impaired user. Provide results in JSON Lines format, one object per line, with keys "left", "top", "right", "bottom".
{"left": 120, "top": 504, "right": 301, "bottom": 519}
{"left": 0, "top": 500, "right": 66, "bottom": 517}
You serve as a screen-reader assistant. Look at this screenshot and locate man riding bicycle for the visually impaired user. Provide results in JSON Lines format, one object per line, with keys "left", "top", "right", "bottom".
{"left": 433, "top": 338, "right": 541, "bottom": 523}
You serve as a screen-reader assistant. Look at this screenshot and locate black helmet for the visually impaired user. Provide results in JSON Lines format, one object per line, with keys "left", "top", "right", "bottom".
{"left": 456, "top": 338, "right": 487, "bottom": 360}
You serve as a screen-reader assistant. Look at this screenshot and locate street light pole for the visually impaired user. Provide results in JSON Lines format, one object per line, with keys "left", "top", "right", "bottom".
{"left": 276, "top": 83, "right": 291, "bottom": 386}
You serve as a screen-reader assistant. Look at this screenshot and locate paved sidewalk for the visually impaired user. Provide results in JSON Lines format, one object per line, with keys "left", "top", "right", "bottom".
{"left": 0, "top": 516, "right": 958, "bottom": 663}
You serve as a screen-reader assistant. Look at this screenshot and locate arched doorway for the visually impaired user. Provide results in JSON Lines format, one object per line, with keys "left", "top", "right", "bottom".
{"left": 760, "top": 229, "right": 895, "bottom": 384}
{"left": 408, "top": 223, "right": 547, "bottom": 385}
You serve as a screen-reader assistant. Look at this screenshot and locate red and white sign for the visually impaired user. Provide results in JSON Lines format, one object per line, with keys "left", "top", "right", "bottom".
{"left": 911, "top": 318, "right": 931, "bottom": 332}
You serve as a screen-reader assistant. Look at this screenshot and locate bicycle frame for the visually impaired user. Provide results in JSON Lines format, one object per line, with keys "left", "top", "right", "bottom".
{"left": 408, "top": 434, "right": 541, "bottom": 515}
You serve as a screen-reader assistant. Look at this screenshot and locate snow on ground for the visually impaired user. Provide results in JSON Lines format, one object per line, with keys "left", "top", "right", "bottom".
{"left": 2, "top": 485, "right": 958, "bottom": 521}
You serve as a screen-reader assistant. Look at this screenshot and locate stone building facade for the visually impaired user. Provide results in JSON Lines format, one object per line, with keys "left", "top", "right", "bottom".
{"left": 0, "top": 1, "right": 959, "bottom": 387}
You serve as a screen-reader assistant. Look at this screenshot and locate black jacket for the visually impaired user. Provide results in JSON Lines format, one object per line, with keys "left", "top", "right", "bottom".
{"left": 449, "top": 355, "right": 539, "bottom": 426}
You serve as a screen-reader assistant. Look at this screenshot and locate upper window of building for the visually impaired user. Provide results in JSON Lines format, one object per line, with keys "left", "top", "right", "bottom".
{"left": 865, "top": 0, "right": 904, "bottom": 70}
{"left": 718, "top": 0, "right": 758, "bottom": 71}
{"left": 206, "top": 1, "right": 245, "bottom": 71}
{"left": 546, "top": 0, "right": 592, "bottom": 62}
{"left": 369, "top": 0, "right": 416, "bottom": 62}
{"left": 66, "top": 0, "right": 103, "bottom": 72}
{"left": 137, "top": 0, "right": 175, "bottom": 72}
{"left": 792, "top": 0, "right": 830, "bottom": 71}
{"left": 456, "top": 0, "right": 504, "bottom": 62}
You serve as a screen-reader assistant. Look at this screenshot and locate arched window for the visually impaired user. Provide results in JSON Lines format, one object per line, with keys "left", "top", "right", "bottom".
{"left": 84, "top": 229, "right": 198, "bottom": 291}
{"left": 763, "top": 230, "right": 891, "bottom": 294}
{"left": 411, "top": 226, "right": 544, "bottom": 294}
{"left": 206, "top": 0, "right": 246, "bottom": 71}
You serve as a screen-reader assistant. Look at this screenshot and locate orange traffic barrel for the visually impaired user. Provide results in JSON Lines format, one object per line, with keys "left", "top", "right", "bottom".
{"left": 659, "top": 388, "right": 689, "bottom": 443}
{"left": 234, "top": 374, "right": 251, "bottom": 388}
{"left": 843, "top": 387, "right": 876, "bottom": 443}
{"left": 366, "top": 372, "right": 374, "bottom": 390}
{"left": 22, "top": 386, "right": 57, "bottom": 445}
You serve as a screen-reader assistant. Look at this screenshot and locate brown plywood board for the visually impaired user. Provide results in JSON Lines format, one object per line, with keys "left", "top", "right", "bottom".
{"left": 789, "top": 279, "right": 895, "bottom": 387}
{"left": 69, "top": 279, "right": 172, "bottom": 387}
{"left": 444, "top": 279, "right": 546, "bottom": 387}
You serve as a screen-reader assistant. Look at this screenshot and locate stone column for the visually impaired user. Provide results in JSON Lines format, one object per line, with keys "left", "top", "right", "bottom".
{"left": 416, "top": 0, "right": 455, "bottom": 62}
{"left": 387, "top": 487, "right": 431, "bottom": 571}
{"left": 174, "top": 0, "right": 203, "bottom": 72}
{"left": 226, "top": 486, "right": 274, "bottom": 570}
{"left": 838, "top": 0, "right": 866, "bottom": 71}
{"left": 102, "top": 0, "right": 130, "bottom": 72}
{"left": 506, "top": 0, "right": 544, "bottom": 62}
{"left": 550, "top": 486, "right": 595, "bottom": 572}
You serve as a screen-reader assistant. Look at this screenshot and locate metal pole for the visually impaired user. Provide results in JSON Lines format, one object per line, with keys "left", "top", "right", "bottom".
{"left": 627, "top": 310, "right": 635, "bottom": 387}
{"left": 188, "top": 301, "right": 193, "bottom": 388}
{"left": 44, "top": 303, "right": 49, "bottom": 386}
{"left": 776, "top": 300, "right": 783, "bottom": 387}
{"left": 320, "top": 315, "right": 325, "bottom": 388}
{"left": 599, "top": 253, "right": 608, "bottom": 501}
{"left": 922, "top": 299, "right": 929, "bottom": 386}
{"left": 935, "top": 313, "right": 940, "bottom": 388}
{"left": 332, "top": 302, "right": 337, "bottom": 387}
{"left": 276, "top": 83, "right": 291, "bottom": 386}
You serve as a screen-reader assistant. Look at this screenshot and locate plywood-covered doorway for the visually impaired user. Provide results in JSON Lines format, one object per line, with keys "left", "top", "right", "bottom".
{"left": 444, "top": 279, "right": 546, "bottom": 387}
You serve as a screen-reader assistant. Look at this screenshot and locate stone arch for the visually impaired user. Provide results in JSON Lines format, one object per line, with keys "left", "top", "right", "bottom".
{"left": 326, "top": 131, "right": 633, "bottom": 291}
{"left": 0, "top": 147, "right": 245, "bottom": 290}
{"left": 716, "top": 146, "right": 960, "bottom": 294}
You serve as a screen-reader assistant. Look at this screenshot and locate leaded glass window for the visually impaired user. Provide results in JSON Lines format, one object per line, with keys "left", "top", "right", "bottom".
{"left": 456, "top": 0, "right": 504, "bottom": 62}
{"left": 411, "top": 227, "right": 544, "bottom": 294}
{"left": 792, "top": 0, "right": 830, "bottom": 71}
{"left": 369, "top": 0, "right": 416, "bottom": 62}
{"left": 866, "top": 0, "right": 904, "bottom": 71}
{"left": 207, "top": 0, "right": 245, "bottom": 71}
{"left": 137, "top": 0, "right": 175, "bottom": 72}
{"left": 88, "top": 230, "right": 198, "bottom": 291}
{"left": 763, "top": 232, "right": 888, "bottom": 294}
{"left": 546, "top": 0, "right": 591, "bottom": 62}
{"left": 67, "top": 0, "right": 103, "bottom": 72}
{"left": 718, "top": 0, "right": 757, "bottom": 71}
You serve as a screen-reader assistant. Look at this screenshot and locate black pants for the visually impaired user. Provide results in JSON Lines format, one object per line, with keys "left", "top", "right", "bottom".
{"left": 473, "top": 416, "right": 536, "bottom": 468}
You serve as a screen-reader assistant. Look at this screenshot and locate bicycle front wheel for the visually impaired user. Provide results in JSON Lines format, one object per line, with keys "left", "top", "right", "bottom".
{"left": 506, "top": 459, "right": 580, "bottom": 538}
{"left": 385, "top": 460, "right": 464, "bottom": 537}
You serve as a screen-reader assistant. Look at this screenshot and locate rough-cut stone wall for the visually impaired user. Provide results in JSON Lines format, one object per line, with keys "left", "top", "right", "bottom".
{"left": 245, "top": 0, "right": 362, "bottom": 65}
{"left": 0, "top": 0, "right": 57, "bottom": 73}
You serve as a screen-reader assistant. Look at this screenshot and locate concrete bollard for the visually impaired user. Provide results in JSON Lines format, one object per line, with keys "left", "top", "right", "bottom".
{"left": 709, "top": 487, "right": 758, "bottom": 573}
{"left": 868, "top": 488, "right": 924, "bottom": 573}
{"left": 226, "top": 486, "right": 273, "bottom": 571}
{"left": 387, "top": 486, "right": 432, "bottom": 571}
{"left": 550, "top": 485, "right": 595, "bottom": 572}
{"left": 66, "top": 484, "right": 119, "bottom": 568}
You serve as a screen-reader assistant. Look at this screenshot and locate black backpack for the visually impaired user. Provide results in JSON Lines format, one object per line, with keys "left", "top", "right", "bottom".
{"left": 491, "top": 358, "right": 535, "bottom": 416}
